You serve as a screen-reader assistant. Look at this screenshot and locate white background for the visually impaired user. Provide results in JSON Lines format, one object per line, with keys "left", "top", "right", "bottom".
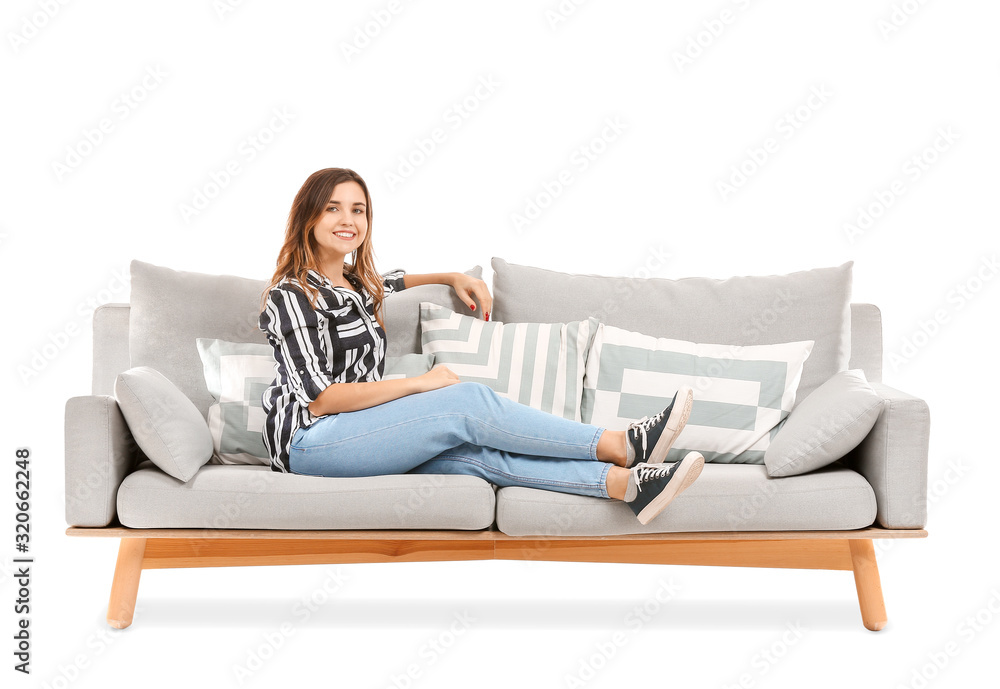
{"left": 3, "top": 0, "right": 999, "bottom": 687}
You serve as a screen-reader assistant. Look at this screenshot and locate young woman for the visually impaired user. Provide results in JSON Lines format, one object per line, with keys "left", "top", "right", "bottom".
{"left": 258, "top": 167, "right": 705, "bottom": 525}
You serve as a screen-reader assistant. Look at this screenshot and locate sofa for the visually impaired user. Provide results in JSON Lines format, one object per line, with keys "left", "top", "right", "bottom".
{"left": 64, "top": 258, "right": 930, "bottom": 632}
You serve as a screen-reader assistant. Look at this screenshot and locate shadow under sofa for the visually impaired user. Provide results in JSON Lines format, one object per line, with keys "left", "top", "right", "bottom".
{"left": 64, "top": 259, "right": 930, "bottom": 631}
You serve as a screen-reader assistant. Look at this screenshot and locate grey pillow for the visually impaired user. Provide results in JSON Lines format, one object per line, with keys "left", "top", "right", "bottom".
{"left": 129, "top": 260, "right": 482, "bottom": 419}
{"left": 764, "top": 369, "right": 883, "bottom": 477}
{"left": 114, "top": 366, "right": 214, "bottom": 482}
{"left": 129, "top": 260, "right": 270, "bottom": 420}
{"left": 490, "top": 257, "right": 853, "bottom": 407}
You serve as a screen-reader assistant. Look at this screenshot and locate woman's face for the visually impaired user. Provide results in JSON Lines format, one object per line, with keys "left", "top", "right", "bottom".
{"left": 311, "top": 180, "right": 369, "bottom": 263}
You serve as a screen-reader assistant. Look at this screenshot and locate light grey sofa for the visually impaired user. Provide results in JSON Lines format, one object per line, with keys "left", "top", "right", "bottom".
{"left": 64, "top": 258, "right": 929, "bottom": 631}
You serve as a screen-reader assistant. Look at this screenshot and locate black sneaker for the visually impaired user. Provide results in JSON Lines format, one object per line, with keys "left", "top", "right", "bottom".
{"left": 624, "top": 385, "right": 694, "bottom": 468}
{"left": 624, "top": 451, "right": 705, "bottom": 525}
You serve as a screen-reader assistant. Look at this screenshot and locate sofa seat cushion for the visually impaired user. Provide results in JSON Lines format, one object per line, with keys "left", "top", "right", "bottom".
{"left": 495, "top": 463, "right": 876, "bottom": 536}
{"left": 117, "top": 461, "right": 496, "bottom": 530}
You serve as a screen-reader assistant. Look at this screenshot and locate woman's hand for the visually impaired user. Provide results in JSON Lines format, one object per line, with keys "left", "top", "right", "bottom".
{"left": 450, "top": 273, "right": 493, "bottom": 321}
{"left": 417, "top": 364, "right": 461, "bottom": 392}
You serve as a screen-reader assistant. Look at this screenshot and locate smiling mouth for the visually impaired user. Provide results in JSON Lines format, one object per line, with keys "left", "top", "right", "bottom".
{"left": 333, "top": 231, "right": 356, "bottom": 239}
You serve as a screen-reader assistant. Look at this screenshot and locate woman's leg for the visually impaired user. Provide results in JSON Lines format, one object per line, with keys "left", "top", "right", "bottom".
{"left": 288, "top": 382, "right": 625, "bottom": 496}
{"left": 407, "top": 442, "right": 624, "bottom": 499}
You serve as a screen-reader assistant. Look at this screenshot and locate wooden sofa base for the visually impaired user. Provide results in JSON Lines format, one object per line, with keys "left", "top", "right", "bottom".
{"left": 66, "top": 526, "right": 927, "bottom": 632}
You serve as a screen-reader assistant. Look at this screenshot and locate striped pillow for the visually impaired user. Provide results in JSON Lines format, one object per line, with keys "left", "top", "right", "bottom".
{"left": 582, "top": 324, "right": 814, "bottom": 464}
{"left": 195, "top": 339, "right": 434, "bottom": 465}
{"left": 418, "top": 302, "right": 599, "bottom": 421}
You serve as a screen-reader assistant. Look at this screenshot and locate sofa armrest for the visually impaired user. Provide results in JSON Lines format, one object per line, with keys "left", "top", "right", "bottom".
{"left": 65, "top": 395, "right": 141, "bottom": 527}
{"left": 842, "top": 382, "right": 930, "bottom": 529}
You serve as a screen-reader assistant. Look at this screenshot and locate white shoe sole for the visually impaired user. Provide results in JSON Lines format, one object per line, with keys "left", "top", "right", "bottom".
{"left": 636, "top": 451, "right": 705, "bottom": 525}
{"left": 647, "top": 386, "right": 694, "bottom": 465}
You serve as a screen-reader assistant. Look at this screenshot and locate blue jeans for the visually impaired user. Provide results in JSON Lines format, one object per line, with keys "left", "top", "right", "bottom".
{"left": 288, "top": 381, "right": 612, "bottom": 498}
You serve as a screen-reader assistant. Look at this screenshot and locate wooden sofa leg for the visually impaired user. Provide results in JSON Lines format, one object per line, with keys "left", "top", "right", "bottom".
{"left": 107, "top": 538, "right": 146, "bottom": 629}
{"left": 848, "top": 539, "right": 887, "bottom": 631}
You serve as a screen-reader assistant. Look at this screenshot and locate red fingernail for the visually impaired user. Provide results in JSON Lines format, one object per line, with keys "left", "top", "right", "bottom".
{"left": 471, "top": 304, "right": 475, "bottom": 310}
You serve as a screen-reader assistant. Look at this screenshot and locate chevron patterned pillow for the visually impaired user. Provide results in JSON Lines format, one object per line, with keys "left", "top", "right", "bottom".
{"left": 418, "top": 302, "right": 599, "bottom": 422}
{"left": 582, "top": 323, "right": 815, "bottom": 464}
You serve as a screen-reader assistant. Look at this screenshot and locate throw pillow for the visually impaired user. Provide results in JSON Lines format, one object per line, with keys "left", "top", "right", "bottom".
{"left": 582, "top": 323, "right": 814, "bottom": 464}
{"left": 195, "top": 339, "right": 435, "bottom": 465}
{"left": 113, "top": 366, "right": 214, "bottom": 481}
{"left": 195, "top": 339, "right": 275, "bottom": 465}
{"left": 418, "top": 302, "right": 599, "bottom": 422}
{"left": 764, "top": 369, "right": 883, "bottom": 477}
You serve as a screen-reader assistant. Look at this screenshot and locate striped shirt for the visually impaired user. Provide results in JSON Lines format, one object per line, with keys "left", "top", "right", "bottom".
{"left": 258, "top": 267, "right": 407, "bottom": 473}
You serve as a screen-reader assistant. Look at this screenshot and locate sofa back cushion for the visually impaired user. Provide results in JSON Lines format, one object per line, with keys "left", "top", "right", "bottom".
{"left": 130, "top": 260, "right": 270, "bottom": 418}
{"left": 128, "top": 260, "right": 482, "bottom": 418}
{"left": 491, "top": 258, "right": 853, "bottom": 406}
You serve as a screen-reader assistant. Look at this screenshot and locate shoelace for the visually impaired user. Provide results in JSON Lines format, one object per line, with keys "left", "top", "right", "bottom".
{"left": 630, "top": 408, "right": 666, "bottom": 458}
{"left": 633, "top": 463, "right": 673, "bottom": 493}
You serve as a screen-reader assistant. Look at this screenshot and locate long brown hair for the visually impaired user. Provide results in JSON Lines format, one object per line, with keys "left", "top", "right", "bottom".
{"left": 259, "top": 168, "right": 389, "bottom": 330}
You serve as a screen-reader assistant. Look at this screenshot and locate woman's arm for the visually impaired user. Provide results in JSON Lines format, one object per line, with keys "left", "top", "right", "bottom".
{"left": 309, "top": 378, "right": 418, "bottom": 416}
{"left": 403, "top": 272, "right": 493, "bottom": 319}
{"left": 401, "top": 272, "right": 459, "bottom": 289}
{"left": 264, "top": 283, "right": 462, "bottom": 417}
{"left": 308, "top": 366, "right": 460, "bottom": 416}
